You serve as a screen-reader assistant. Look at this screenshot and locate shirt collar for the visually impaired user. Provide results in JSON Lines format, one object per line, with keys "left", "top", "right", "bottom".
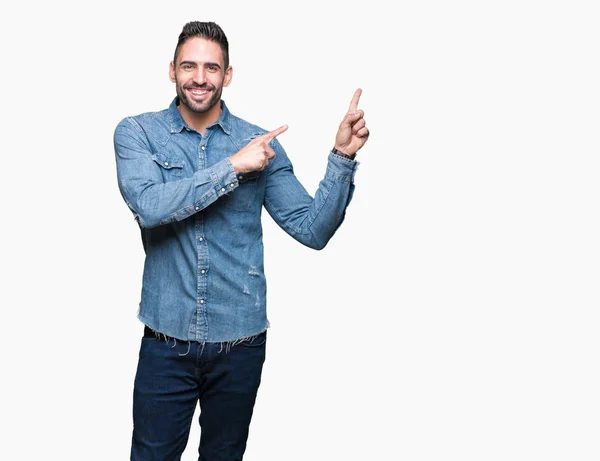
{"left": 168, "top": 97, "right": 232, "bottom": 135}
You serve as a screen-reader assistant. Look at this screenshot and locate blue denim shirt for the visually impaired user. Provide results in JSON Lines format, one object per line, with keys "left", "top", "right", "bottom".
{"left": 114, "top": 98, "right": 359, "bottom": 342}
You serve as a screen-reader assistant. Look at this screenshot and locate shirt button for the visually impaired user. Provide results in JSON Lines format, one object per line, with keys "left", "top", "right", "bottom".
{"left": 195, "top": 206, "right": 200, "bottom": 211}
{"left": 238, "top": 175, "right": 243, "bottom": 179}
{"left": 221, "top": 187, "right": 226, "bottom": 193}
{"left": 199, "top": 237, "right": 204, "bottom": 241}
{"left": 164, "top": 162, "right": 169, "bottom": 166}
{"left": 230, "top": 183, "right": 235, "bottom": 188}
{"left": 200, "top": 299, "right": 205, "bottom": 304}
{"left": 201, "top": 146, "right": 206, "bottom": 150}
{"left": 201, "top": 269, "right": 206, "bottom": 274}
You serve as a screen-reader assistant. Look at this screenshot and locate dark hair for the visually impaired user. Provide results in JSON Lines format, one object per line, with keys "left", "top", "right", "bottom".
{"left": 173, "top": 21, "right": 229, "bottom": 68}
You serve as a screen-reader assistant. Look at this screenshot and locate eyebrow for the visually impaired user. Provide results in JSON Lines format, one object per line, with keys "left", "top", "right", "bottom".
{"left": 179, "top": 61, "right": 222, "bottom": 69}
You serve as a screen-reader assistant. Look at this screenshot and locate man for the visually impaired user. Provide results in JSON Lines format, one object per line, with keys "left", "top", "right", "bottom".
{"left": 114, "top": 21, "right": 369, "bottom": 461}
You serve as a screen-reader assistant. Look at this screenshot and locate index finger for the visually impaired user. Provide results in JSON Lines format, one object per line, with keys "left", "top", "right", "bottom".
{"left": 263, "top": 124, "right": 288, "bottom": 142}
{"left": 348, "top": 88, "right": 362, "bottom": 112}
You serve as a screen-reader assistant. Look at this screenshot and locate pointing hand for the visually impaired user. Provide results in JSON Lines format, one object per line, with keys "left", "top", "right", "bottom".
{"left": 229, "top": 125, "right": 288, "bottom": 174}
{"left": 334, "top": 89, "right": 370, "bottom": 156}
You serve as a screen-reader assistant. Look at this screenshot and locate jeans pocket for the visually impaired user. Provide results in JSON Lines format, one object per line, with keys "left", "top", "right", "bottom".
{"left": 237, "top": 331, "right": 267, "bottom": 348}
{"left": 141, "top": 336, "right": 159, "bottom": 343}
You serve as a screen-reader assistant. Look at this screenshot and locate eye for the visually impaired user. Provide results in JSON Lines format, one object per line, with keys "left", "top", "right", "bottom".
{"left": 208, "top": 65, "right": 218, "bottom": 72}
{"left": 182, "top": 64, "right": 194, "bottom": 71}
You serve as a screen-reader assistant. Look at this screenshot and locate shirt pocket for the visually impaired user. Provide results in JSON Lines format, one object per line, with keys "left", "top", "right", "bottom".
{"left": 152, "top": 152, "right": 184, "bottom": 179}
{"left": 224, "top": 170, "right": 260, "bottom": 211}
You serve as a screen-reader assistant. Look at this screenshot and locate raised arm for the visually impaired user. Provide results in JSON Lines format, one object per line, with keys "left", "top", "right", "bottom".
{"left": 264, "top": 89, "right": 369, "bottom": 250}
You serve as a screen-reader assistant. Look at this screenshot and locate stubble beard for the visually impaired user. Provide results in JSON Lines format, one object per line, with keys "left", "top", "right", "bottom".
{"left": 176, "top": 80, "right": 223, "bottom": 114}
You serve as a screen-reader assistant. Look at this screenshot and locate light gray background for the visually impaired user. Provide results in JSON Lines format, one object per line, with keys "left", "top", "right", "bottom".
{"left": 2, "top": 1, "right": 599, "bottom": 459}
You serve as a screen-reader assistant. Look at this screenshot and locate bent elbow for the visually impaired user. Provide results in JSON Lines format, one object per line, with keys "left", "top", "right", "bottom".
{"left": 304, "top": 233, "right": 331, "bottom": 251}
{"left": 133, "top": 210, "right": 162, "bottom": 229}
{"left": 132, "top": 199, "right": 167, "bottom": 229}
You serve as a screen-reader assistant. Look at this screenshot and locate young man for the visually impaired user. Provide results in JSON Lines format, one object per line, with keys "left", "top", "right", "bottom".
{"left": 114, "top": 21, "right": 369, "bottom": 461}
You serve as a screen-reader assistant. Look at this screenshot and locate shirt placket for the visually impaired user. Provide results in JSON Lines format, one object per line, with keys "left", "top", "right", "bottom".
{"left": 195, "top": 133, "right": 211, "bottom": 342}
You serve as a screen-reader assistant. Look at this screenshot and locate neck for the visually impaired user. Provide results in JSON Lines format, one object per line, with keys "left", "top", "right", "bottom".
{"left": 177, "top": 100, "right": 222, "bottom": 135}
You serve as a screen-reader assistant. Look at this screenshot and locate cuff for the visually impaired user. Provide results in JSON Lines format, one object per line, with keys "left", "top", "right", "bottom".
{"left": 327, "top": 152, "right": 359, "bottom": 183}
{"left": 210, "top": 158, "right": 239, "bottom": 198}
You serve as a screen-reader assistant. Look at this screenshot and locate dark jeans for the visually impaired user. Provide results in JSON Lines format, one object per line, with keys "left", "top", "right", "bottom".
{"left": 131, "top": 326, "right": 267, "bottom": 461}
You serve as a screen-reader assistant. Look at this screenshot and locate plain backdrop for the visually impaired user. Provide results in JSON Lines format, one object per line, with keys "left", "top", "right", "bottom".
{"left": 2, "top": 1, "right": 599, "bottom": 460}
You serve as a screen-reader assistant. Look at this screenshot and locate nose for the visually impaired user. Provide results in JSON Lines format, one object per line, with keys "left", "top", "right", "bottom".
{"left": 192, "top": 67, "right": 207, "bottom": 85}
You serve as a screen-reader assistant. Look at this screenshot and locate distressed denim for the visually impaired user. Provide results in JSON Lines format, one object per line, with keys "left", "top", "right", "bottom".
{"left": 114, "top": 98, "right": 358, "bottom": 342}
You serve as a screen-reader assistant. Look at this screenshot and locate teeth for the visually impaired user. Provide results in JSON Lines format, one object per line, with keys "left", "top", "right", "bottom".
{"left": 190, "top": 89, "right": 208, "bottom": 95}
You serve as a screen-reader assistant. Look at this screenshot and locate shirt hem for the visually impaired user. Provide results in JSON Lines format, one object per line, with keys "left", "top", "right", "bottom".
{"left": 138, "top": 314, "right": 270, "bottom": 343}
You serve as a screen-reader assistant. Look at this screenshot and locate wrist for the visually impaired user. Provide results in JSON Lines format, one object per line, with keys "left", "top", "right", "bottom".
{"left": 229, "top": 156, "right": 243, "bottom": 175}
{"left": 332, "top": 147, "right": 356, "bottom": 160}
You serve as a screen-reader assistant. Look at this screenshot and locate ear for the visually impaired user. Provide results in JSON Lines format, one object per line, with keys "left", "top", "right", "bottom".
{"left": 223, "top": 66, "right": 233, "bottom": 87}
{"left": 169, "top": 61, "right": 176, "bottom": 83}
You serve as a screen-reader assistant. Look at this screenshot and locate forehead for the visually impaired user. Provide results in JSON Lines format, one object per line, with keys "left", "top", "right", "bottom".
{"left": 176, "top": 37, "right": 224, "bottom": 65}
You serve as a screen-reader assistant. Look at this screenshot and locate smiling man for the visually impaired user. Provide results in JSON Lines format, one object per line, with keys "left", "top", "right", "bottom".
{"left": 114, "top": 21, "right": 369, "bottom": 461}
{"left": 172, "top": 37, "right": 228, "bottom": 116}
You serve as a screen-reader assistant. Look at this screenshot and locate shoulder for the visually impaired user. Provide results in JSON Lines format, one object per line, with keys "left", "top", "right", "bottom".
{"left": 227, "top": 110, "right": 270, "bottom": 139}
{"left": 116, "top": 107, "right": 170, "bottom": 132}
{"left": 114, "top": 107, "right": 171, "bottom": 148}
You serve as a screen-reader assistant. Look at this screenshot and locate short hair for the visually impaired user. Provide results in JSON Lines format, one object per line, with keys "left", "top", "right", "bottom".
{"left": 173, "top": 21, "right": 230, "bottom": 68}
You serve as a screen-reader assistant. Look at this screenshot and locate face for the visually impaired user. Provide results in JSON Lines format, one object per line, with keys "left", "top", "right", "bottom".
{"left": 170, "top": 37, "right": 232, "bottom": 114}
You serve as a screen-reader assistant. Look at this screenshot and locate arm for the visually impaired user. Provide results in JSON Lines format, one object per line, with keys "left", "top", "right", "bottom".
{"left": 263, "top": 88, "right": 370, "bottom": 250}
{"left": 113, "top": 118, "right": 238, "bottom": 229}
{"left": 264, "top": 143, "right": 358, "bottom": 250}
